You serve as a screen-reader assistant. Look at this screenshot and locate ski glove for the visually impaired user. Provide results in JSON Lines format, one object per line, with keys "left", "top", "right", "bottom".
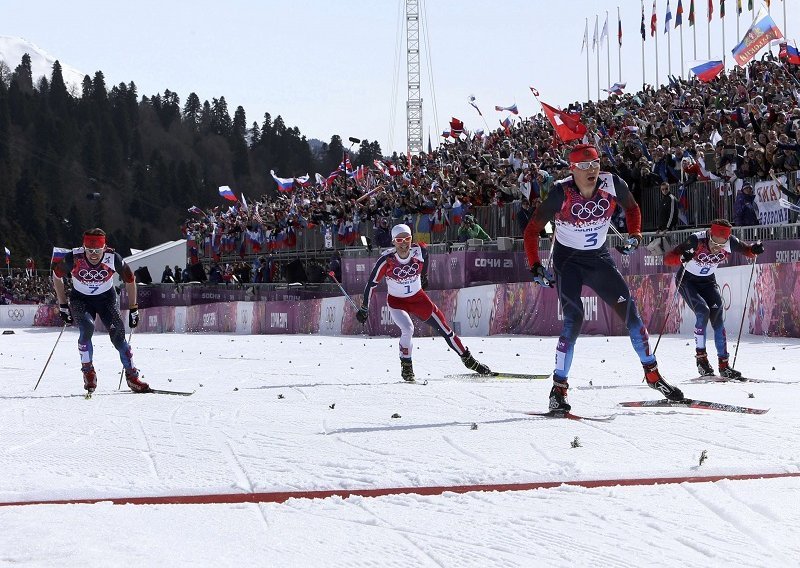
{"left": 531, "top": 263, "right": 555, "bottom": 288}
{"left": 681, "top": 248, "right": 695, "bottom": 264}
{"left": 616, "top": 234, "right": 642, "bottom": 255}
{"left": 751, "top": 241, "right": 765, "bottom": 255}
{"left": 128, "top": 305, "right": 139, "bottom": 328}
{"left": 356, "top": 306, "right": 369, "bottom": 324}
{"left": 58, "top": 303, "right": 73, "bottom": 325}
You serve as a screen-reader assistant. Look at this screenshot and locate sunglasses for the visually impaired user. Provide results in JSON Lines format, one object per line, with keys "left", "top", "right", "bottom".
{"left": 393, "top": 236, "right": 412, "bottom": 243}
{"left": 709, "top": 236, "right": 728, "bottom": 247}
{"left": 84, "top": 247, "right": 105, "bottom": 255}
{"left": 572, "top": 159, "right": 601, "bottom": 170}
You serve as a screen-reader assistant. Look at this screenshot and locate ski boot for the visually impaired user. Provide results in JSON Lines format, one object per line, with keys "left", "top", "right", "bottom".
{"left": 718, "top": 357, "right": 743, "bottom": 380}
{"left": 695, "top": 349, "right": 715, "bottom": 377}
{"left": 549, "top": 378, "right": 571, "bottom": 413}
{"left": 125, "top": 367, "right": 150, "bottom": 393}
{"left": 82, "top": 363, "right": 97, "bottom": 393}
{"left": 643, "top": 362, "right": 684, "bottom": 401}
{"left": 400, "top": 359, "right": 415, "bottom": 383}
{"left": 460, "top": 349, "right": 493, "bottom": 375}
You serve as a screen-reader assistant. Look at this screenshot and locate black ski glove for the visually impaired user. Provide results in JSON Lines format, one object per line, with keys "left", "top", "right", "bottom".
{"left": 751, "top": 241, "right": 764, "bottom": 255}
{"left": 531, "top": 263, "right": 555, "bottom": 288}
{"left": 681, "top": 248, "right": 695, "bottom": 263}
{"left": 356, "top": 306, "right": 369, "bottom": 324}
{"left": 58, "top": 303, "right": 73, "bottom": 325}
{"left": 128, "top": 305, "right": 139, "bottom": 328}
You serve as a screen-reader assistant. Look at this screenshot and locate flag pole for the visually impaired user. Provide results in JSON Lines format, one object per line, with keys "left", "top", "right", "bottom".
{"left": 585, "top": 17, "right": 591, "bottom": 102}
{"left": 707, "top": 5, "right": 711, "bottom": 59}
{"left": 596, "top": 15, "right": 601, "bottom": 100}
{"left": 655, "top": 26, "right": 660, "bottom": 89}
{"left": 736, "top": 5, "right": 740, "bottom": 41}
{"left": 722, "top": 12, "right": 726, "bottom": 68}
{"left": 680, "top": 15, "right": 685, "bottom": 77}
{"left": 784, "top": 0, "right": 788, "bottom": 38}
{"left": 642, "top": 1, "right": 647, "bottom": 90}
{"left": 618, "top": 6, "right": 623, "bottom": 82}
{"left": 667, "top": 17, "right": 673, "bottom": 78}
{"left": 606, "top": 11, "right": 611, "bottom": 93}
{"left": 693, "top": 14, "right": 697, "bottom": 59}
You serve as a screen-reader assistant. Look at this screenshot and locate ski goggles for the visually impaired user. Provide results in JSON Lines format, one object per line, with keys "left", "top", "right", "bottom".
{"left": 709, "top": 235, "right": 729, "bottom": 248}
{"left": 571, "top": 159, "right": 601, "bottom": 170}
{"left": 84, "top": 247, "right": 105, "bottom": 255}
{"left": 393, "top": 236, "right": 412, "bottom": 243}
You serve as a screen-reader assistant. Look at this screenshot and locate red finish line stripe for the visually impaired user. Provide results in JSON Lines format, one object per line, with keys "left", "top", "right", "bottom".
{"left": 3, "top": 472, "right": 800, "bottom": 507}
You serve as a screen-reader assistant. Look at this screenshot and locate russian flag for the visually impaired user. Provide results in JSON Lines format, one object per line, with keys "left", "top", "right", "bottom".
{"left": 188, "top": 205, "right": 206, "bottom": 216}
{"left": 270, "top": 170, "right": 295, "bottom": 192}
{"left": 51, "top": 247, "right": 70, "bottom": 264}
{"left": 780, "top": 42, "right": 800, "bottom": 65}
{"left": 731, "top": 8, "right": 783, "bottom": 67}
{"left": 295, "top": 174, "right": 311, "bottom": 187}
{"left": 691, "top": 60, "right": 724, "bottom": 82}
{"left": 218, "top": 185, "right": 238, "bottom": 202}
{"left": 4, "top": 247, "right": 10, "bottom": 265}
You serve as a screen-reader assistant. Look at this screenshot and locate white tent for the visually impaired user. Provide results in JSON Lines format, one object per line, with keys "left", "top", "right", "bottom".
{"left": 124, "top": 239, "right": 187, "bottom": 283}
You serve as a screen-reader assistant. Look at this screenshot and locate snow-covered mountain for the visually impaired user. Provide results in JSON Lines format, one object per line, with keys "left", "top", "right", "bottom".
{"left": 0, "top": 36, "right": 87, "bottom": 92}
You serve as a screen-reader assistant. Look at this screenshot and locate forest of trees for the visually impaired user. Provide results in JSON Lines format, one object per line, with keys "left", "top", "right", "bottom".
{"left": 0, "top": 54, "right": 383, "bottom": 265}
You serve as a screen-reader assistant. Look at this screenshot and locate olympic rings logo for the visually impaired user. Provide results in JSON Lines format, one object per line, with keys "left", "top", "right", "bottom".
{"left": 77, "top": 268, "right": 110, "bottom": 281}
{"left": 696, "top": 252, "right": 727, "bottom": 264}
{"left": 324, "top": 306, "right": 336, "bottom": 329}
{"left": 466, "top": 298, "right": 482, "bottom": 328}
{"left": 392, "top": 264, "right": 419, "bottom": 279}
{"left": 7, "top": 308, "right": 24, "bottom": 321}
{"left": 571, "top": 198, "right": 611, "bottom": 220}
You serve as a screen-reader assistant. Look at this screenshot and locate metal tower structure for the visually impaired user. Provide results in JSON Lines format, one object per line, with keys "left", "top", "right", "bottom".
{"left": 406, "top": 0, "right": 423, "bottom": 155}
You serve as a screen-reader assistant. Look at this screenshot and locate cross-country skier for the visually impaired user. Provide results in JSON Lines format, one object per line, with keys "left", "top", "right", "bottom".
{"left": 664, "top": 218, "right": 764, "bottom": 379}
{"left": 51, "top": 228, "right": 149, "bottom": 394}
{"left": 356, "top": 223, "right": 492, "bottom": 382}
{"left": 523, "top": 144, "right": 684, "bottom": 412}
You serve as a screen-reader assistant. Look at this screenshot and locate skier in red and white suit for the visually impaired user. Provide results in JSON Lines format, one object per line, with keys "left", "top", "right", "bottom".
{"left": 356, "top": 224, "right": 492, "bottom": 382}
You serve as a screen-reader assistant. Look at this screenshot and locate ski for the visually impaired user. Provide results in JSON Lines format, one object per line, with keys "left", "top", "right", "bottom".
{"left": 619, "top": 398, "right": 769, "bottom": 414}
{"left": 396, "top": 379, "right": 428, "bottom": 386}
{"left": 146, "top": 388, "right": 195, "bottom": 396}
{"left": 445, "top": 372, "right": 550, "bottom": 380}
{"left": 518, "top": 410, "right": 616, "bottom": 422}
{"left": 687, "top": 375, "right": 798, "bottom": 385}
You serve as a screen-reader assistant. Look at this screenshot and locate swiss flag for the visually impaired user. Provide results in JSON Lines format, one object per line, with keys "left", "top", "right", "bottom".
{"left": 539, "top": 101, "right": 587, "bottom": 142}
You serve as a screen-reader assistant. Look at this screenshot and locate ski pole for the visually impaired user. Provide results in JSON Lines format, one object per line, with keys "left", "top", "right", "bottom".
{"left": 327, "top": 271, "right": 360, "bottom": 311}
{"left": 117, "top": 327, "right": 134, "bottom": 390}
{"left": 732, "top": 259, "right": 757, "bottom": 368}
{"left": 34, "top": 323, "right": 66, "bottom": 390}
{"left": 653, "top": 264, "right": 688, "bottom": 356}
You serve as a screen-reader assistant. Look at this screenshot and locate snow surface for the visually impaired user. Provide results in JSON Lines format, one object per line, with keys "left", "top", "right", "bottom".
{"left": 0, "top": 36, "right": 86, "bottom": 92}
{"left": 1, "top": 329, "right": 799, "bottom": 567}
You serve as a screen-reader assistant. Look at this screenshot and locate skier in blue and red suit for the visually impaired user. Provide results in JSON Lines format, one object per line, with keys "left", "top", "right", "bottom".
{"left": 664, "top": 218, "right": 764, "bottom": 379}
{"left": 523, "top": 144, "right": 684, "bottom": 413}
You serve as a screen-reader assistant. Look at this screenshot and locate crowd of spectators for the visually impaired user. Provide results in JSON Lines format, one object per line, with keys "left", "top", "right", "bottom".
{"left": 1, "top": 271, "right": 55, "bottom": 304}
{"left": 181, "top": 54, "right": 800, "bottom": 264}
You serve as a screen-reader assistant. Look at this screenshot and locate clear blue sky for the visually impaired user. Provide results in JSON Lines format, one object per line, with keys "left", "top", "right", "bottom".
{"left": 7, "top": 1, "right": 799, "bottom": 155}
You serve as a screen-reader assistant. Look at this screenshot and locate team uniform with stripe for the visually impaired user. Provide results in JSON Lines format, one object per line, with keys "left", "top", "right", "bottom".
{"left": 665, "top": 231, "right": 757, "bottom": 357}
{"left": 53, "top": 247, "right": 136, "bottom": 368}
{"left": 524, "top": 172, "right": 655, "bottom": 381}
{"left": 362, "top": 244, "right": 466, "bottom": 359}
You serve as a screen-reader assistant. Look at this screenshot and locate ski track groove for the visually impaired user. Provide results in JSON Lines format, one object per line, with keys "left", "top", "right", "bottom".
{"left": 4, "top": 431, "right": 60, "bottom": 455}
{"left": 717, "top": 482, "right": 782, "bottom": 523}
{"left": 290, "top": 386, "right": 310, "bottom": 402}
{"left": 214, "top": 429, "right": 255, "bottom": 493}
{"left": 680, "top": 483, "right": 790, "bottom": 564}
{"left": 136, "top": 419, "right": 161, "bottom": 482}
{"left": 440, "top": 434, "right": 486, "bottom": 463}
{"left": 352, "top": 499, "right": 447, "bottom": 567}
{"left": 667, "top": 429, "right": 776, "bottom": 460}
